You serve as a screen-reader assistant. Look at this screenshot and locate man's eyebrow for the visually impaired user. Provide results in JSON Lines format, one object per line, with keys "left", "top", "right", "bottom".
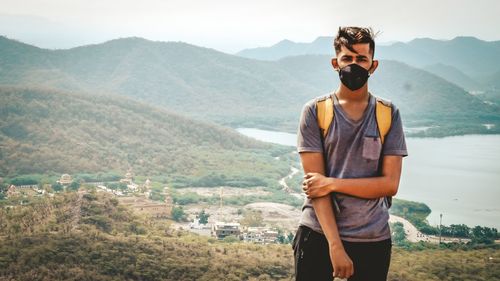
{"left": 355, "top": 55, "right": 368, "bottom": 59}
{"left": 340, "top": 53, "right": 368, "bottom": 57}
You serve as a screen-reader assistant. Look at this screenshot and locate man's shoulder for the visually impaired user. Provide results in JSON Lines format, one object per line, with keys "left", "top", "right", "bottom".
{"left": 371, "top": 94, "right": 402, "bottom": 115}
{"left": 372, "top": 94, "right": 392, "bottom": 107}
{"left": 316, "top": 93, "right": 333, "bottom": 103}
{"left": 304, "top": 93, "right": 334, "bottom": 108}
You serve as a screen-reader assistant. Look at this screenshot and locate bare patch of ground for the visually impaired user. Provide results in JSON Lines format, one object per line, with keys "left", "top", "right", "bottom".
{"left": 244, "top": 202, "right": 301, "bottom": 232}
{"left": 176, "top": 186, "right": 271, "bottom": 198}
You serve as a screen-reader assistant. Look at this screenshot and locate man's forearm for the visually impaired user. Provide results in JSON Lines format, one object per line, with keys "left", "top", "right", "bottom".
{"left": 329, "top": 175, "right": 398, "bottom": 199}
{"left": 299, "top": 152, "right": 344, "bottom": 249}
{"left": 312, "top": 196, "right": 344, "bottom": 249}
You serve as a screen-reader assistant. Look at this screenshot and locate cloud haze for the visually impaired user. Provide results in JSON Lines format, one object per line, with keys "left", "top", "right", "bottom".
{"left": 1, "top": 0, "right": 498, "bottom": 52}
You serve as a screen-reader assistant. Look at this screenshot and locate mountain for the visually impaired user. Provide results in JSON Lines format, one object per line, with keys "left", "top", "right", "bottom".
{"left": 237, "top": 37, "right": 334, "bottom": 60}
{"left": 478, "top": 69, "right": 500, "bottom": 106}
{"left": 0, "top": 36, "right": 318, "bottom": 131}
{"left": 237, "top": 36, "right": 500, "bottom": 91}
{"left": 0, "top": 87, "right": 290, "bottom": 182}
{"left": 377, "top": 37, "right": 500, "bottom": 80}
{"left": 423, "top": 63, "right": 483, "bottom": 91}
{"left": 0, "top": 36, "right": 498, "bottom": 136}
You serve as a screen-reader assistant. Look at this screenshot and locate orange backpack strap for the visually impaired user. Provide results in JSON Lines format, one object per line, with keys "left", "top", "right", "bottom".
{"left": 374, "top": 96, "right": 393, "bottom": 208}
{"left": 374, "top": 97, "right": 392, "bottom": 144}
{"left": 316, "top": 94, "right": 334, "bottom": 139}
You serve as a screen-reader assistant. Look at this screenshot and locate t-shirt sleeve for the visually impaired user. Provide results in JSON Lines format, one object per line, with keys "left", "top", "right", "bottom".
{"left": 297, "top": 100, "right": 324, "bottom": 153}
{"left": 382, "top": 104, "right": 408, "bottom": 157}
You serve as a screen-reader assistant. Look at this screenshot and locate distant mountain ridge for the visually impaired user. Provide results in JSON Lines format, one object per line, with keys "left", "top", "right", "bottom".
{"left": 238, "top": 37, "right": 335, "bottom": 60}
{"left": 237, "top": 36, "right": 500, "bottom": 91}
{"left": 0, "top": 36, "right": 499, "bottom": 136}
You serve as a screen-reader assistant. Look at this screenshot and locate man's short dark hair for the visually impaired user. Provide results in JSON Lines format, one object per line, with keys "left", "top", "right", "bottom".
{"left": 334, "top": 27, "right": 378, "bottom": 58}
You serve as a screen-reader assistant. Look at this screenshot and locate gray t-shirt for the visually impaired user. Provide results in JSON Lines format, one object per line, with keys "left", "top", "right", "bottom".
{"left": 297, "top": 92, "right": 408, "bottom": 242}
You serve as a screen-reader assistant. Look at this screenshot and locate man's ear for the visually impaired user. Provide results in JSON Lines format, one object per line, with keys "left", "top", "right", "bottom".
{"left": 331, "top": 58, "right": 339, "bottom": 71}
{"left": 369, "top": 60, "right": 379, "bottom": 74}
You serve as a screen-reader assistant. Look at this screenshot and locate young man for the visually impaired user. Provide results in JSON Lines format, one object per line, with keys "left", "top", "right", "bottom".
{"left": 293, "top": 27, "right": 408, "bottom": 281}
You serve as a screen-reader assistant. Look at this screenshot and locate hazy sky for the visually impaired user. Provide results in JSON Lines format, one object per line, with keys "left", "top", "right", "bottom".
{"left": 1, "top": 0, "right": 499, "bottom": 53}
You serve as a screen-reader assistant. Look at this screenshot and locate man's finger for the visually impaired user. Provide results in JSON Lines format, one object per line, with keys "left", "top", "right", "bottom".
{"left": 335, "top": 267, "right": 345, "bottom": 279}
{"left": 348, "top": 265, "right": 354, "bottom": 278}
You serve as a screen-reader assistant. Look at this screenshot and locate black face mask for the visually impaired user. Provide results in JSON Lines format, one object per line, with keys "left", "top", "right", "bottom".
{"left": 338, "top": 63, "right": 371, "bottom": 91}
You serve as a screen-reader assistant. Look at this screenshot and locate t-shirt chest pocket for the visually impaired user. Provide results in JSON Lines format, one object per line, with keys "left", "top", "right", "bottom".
{"left": 362, "top": 136, "right": 382, "bottom": 161}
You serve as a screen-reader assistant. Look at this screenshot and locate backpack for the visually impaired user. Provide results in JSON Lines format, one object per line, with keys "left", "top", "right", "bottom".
{"left": 315, "top": 92, "right": 393, "bottom": 210}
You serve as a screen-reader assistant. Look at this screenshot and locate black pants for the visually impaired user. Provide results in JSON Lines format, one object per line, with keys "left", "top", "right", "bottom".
{"left": 292, "top": 225, "right": 392, "bottom": 281}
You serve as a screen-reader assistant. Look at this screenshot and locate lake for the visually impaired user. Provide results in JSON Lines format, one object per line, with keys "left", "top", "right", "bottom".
{"left": 236, "top": 128, "right": 500, "bottom": 229}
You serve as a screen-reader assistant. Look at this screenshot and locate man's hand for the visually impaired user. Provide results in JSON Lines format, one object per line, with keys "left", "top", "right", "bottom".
{"left": 302, "top": 172, "right": 333, "bottom": 198}
{"left": 330, "top": 244, "right": 354, "bottom": 279}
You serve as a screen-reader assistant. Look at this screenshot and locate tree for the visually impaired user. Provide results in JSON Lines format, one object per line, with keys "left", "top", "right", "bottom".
{"left": 391, "top": 222, "right": 407, "bottom": 246}
{"left": 0, "top": 183, "right": 6, "bottom": 200}
{"left": 448, "top": 224, "right": 470, "bottom": 238}
{"left": 471, "top": 226, "right": 498, "bottom": 244}
{"left": 108, "top": 182, "right": 127, "bottom": 191}
{"left": 52, "top": 183, "right": 64, "bottom": 192}
{"left": 171, "top": 206, "right": 186, "bottom": 222}
{"left": 198, "top": 209, "right": 210, "bottom": 224}
{"left": 277, "top": 234, "right": 286, "bottom": 244}
{"left": 68, "top": 181, "right": 80, "bottom": 191}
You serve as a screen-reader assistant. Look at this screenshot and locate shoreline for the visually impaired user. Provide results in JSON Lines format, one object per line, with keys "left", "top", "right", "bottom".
{"left": 389, "top": 214, "right": 471, "bottom": 244}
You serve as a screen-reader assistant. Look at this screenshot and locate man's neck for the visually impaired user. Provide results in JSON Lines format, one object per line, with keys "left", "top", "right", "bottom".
{"left": 335, "top": 84, "right": 370, "bottom": 103}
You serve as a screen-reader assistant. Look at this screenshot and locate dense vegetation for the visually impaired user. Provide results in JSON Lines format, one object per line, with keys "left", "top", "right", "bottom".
{"left": 0, "top": 192, "right": 499, "bottom": 281}
{"left": 0, "top": 87, "right": 292, "bottom": 188}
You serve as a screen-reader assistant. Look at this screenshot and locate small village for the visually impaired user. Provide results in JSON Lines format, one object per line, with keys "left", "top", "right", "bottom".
{"left": 2, "top": 171, "right": 288, "bottom": 244}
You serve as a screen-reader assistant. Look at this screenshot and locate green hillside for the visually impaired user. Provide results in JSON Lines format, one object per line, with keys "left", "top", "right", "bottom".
{"left": 423, "top": 63, "right": 483, "bottom": 91}
{"left": 0, "top": 36, "right": 313, "bottom": 130}
{"left": 0, "top": 87, "right": 291, "bottom": 184}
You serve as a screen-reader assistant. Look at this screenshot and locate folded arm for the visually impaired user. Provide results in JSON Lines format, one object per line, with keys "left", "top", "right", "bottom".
{"left": 303, "top": 155, "right": 403, "bottom": 199}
